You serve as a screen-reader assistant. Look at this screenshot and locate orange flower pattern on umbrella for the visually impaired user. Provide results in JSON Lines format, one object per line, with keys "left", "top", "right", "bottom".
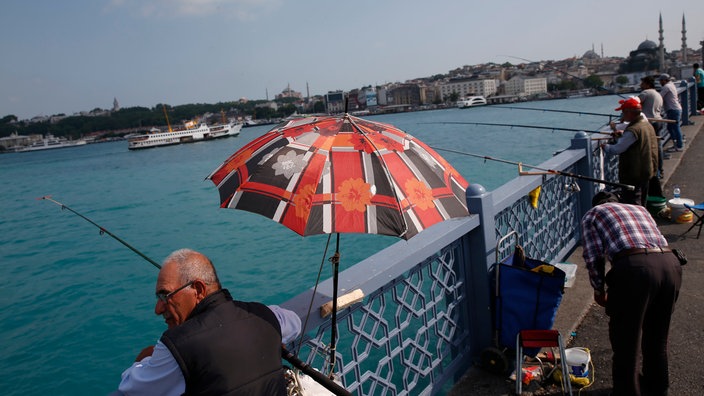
{"left": 293, "top": 183, "right": 316, "bottom": 218}
{"left": 405, "top": 178, "right": 435, "bottom": 211}
{"left": 208, "top": 114, "right": 469, "bottom": 240}
{"left": 338, "top": 178, "right": 372, "bottom": 212}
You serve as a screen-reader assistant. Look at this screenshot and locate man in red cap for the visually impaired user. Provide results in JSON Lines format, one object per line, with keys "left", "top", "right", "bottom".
{"left": 601, "top": 97, "right": 657, "bottom": 206}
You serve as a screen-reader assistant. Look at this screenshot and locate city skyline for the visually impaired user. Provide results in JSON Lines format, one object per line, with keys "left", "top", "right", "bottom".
{"left": 2, "top": 0, "right": 704, "bottom": 120}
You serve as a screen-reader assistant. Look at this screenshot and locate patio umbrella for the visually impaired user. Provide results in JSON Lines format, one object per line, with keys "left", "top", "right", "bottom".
{"left": 207, "top": 113, "right": 469, "bottom": 376}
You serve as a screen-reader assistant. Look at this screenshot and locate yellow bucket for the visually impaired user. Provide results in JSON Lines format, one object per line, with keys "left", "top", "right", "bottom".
{"left": 668, "top": 198, "right": 694, "bottom": 223}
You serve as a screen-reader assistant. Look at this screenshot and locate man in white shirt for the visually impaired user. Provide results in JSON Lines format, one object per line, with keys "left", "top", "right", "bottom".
{"left": 658, "top": 74, "right": 684, "bottom": 151}
{"left": 115, "top": 248, "right": 302, "bottom": 395}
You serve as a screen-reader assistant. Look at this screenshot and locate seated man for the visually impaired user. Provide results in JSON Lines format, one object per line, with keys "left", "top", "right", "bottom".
{"left": 116, "top": 248, "right": 301, "bottom": 395}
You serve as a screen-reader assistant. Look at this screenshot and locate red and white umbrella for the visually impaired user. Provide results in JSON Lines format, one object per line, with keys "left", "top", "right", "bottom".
{"left": 207, "top": 113, "right": 470, "bottom": 380}
{"left": 208, "top": 114, "right": 469, "bottom": 240}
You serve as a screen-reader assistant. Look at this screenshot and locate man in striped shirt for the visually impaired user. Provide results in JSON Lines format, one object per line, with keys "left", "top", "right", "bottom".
{"left": 581, "top": 191, "right": 682, "bottom": 396}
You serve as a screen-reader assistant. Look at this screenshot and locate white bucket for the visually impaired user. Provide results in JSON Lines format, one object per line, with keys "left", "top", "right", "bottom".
{"left": 564, "top": 347, "right": 590, "bottom": 377}
{"left": 668, "top": 198, "right": 694, "bottom": 223}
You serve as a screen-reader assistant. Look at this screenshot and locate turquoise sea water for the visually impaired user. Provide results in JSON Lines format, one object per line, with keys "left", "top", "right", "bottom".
{"left": 0, "top": 96, "right": 618, "bottom": 395}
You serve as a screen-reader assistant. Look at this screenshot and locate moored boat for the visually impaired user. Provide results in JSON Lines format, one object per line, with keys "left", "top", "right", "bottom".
{"left": 127, "top": 122, "right": 242, "bottom": 150}
{"left": 456, "top": 96, "right": 487, "bottom": 108}
{"left": 15, "top": 134, "right": 87, "bottom": 152}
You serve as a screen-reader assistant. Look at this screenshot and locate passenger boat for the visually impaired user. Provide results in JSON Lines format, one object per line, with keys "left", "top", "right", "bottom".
{"left": 15, "top": 134, "right": 87, "bottom": 152}
{"left": 456, "top": 96, "right": 487, "bottom": 109}
{"left": 127, "top": 121, "right": 242, "bottom": 150}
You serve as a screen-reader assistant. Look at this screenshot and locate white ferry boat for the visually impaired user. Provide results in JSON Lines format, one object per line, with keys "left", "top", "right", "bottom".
{"left": 456, "top": 96, "right": 487, "bottom": 109}
{"left": 15, "top": 134, "right": 87, "bottom": 152}
{"left": 127, "top": 122, "right": 242, "bottom": 150}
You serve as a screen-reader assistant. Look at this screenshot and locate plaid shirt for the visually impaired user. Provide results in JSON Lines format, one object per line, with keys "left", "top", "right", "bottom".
{"left": 581, "top": 202, "right": 668, "bottom": 290}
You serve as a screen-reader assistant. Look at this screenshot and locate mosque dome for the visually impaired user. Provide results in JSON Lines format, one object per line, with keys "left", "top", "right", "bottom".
{"left": 583, "top": 49, "right": 599, "bottom": 59}
{"left": 637, "top": 39, "right": 657, "bottom": 51}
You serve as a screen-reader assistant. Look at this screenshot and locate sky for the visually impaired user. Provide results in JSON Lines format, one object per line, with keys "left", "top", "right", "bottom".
{"left": 2, "top": 0, "right": 704, "bottom": 120}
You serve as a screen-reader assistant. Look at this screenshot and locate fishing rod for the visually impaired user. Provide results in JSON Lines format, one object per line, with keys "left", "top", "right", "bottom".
{"left": 41, "top": 196, "right": 162, "bottom": 269}
{"left": 40, "top": 196, "right": 351, "bottom": 396}
{"left": 501, "top": 55, "right": 627, "bottom": 98}
{"left": 493, "top": 106, "right": 677, "bottom": 124}
{"left": 430, "top": 148, "right": 635, "bottom": 191}
{"left": 421, "top": 121, "right": 614, "bottom": 136}
{"left": 494, "top": 106, "right": 617, "bottom": 118}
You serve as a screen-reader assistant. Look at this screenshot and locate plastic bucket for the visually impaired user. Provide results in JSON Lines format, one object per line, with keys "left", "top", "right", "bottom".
{"left": 646, "top": 196, "right": 667, "bottom": 217}
{"left": 564, "top": 347, "right": 590, "bottom": 377}
{"left": 668, "top": 198, "right": 694, "bottom": 223}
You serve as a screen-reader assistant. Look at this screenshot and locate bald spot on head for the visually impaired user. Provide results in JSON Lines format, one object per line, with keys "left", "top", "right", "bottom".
{"left": 163, "top": 248, "right": 221, "bottom": 294}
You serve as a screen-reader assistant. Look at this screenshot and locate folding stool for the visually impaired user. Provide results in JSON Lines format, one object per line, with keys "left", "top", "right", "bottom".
{"left": 682, "top": 202, "right": 704, "bottom": 239}
{"left": 515, "top": 329, "right": 572, "bottom": 395}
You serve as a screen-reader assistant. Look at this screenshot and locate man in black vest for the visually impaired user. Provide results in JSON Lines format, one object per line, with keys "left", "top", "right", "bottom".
{"left": 116, "top": 248, "right": 301, "bottom": 395}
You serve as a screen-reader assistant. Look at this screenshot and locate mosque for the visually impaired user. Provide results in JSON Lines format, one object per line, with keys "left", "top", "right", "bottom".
{"left": 617, "top": 13, "right": 701, "bottom": 76}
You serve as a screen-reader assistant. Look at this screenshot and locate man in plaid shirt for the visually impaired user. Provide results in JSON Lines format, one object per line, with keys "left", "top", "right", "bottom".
{"left": 581, "top": 191, "right": 682, "bottom": 396}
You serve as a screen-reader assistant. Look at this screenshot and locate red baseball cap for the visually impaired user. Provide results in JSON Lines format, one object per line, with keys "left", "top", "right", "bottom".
{"left": 615, "top": 97, "right": 642, "bottom": 112}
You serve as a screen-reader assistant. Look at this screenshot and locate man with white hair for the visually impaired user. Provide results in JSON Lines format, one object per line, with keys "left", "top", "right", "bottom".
{"left": 116, "top": 248, "right": 301, "bottom": 395}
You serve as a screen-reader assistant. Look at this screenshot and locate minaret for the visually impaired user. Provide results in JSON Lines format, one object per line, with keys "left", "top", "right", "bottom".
{"left": 601, "top": 43, "right": 604, "bottom": 58}
{"left": 658, "top": 13, "right": 666, "bottom": 71}
{"left": 681, "top": 14, "right": 687, "bottom": 63}
{"left": 113, "top": 97, "right": 120, "bottom": 112}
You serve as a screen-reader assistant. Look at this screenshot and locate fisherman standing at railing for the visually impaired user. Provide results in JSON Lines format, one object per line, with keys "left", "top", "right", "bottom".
{"left": 601, "top": 97, "right": 657, "bottom": 206}
{"left": 659, "top": 74, "right": 684, "bottom": 152}
{"left": 693, "top": 63, "right": 704, "bottom": 111}
{"left": 638, "top": 76, "right": 665, "bottom": 194}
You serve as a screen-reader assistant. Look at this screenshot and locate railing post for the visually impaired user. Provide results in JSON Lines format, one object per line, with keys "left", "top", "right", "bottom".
{"left": 570, "top": 132, "right": 596, "bottom": 221}
{"left": 463, "top": 184, "right": 494, "bottom": 354}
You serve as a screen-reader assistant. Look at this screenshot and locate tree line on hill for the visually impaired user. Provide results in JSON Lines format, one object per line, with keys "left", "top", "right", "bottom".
{"left": 0, "top": 97, "right": 321, "bottom": 140}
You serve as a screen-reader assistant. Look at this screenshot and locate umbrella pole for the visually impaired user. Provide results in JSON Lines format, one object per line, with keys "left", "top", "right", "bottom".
{"left": 328, "top": 233, "right": 341, "bottom": 377}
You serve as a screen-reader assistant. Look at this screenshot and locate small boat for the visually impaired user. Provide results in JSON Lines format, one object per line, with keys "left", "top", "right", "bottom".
{"left": 15, "top": 134, "right": 87, "bottom": 152}
{"left": 127, "top": 122, "right": 242, "bottom": 150}
{"left": 456, "top": 96, "right": 487, "bottom": 109}
{"left": 566, "top": 89, "right": 592, "bottom": 99}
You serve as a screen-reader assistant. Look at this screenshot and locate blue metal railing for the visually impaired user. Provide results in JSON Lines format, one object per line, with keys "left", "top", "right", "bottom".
{"left": 281, "top": 81, "right": 698, "bottom": 395}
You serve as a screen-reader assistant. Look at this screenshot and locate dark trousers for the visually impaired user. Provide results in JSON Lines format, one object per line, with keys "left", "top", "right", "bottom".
{"left": 621, "top": 179, "right": 650, "bottom": 206}
{"left": 606, "top": 252, "right": 682, "bottom": 396}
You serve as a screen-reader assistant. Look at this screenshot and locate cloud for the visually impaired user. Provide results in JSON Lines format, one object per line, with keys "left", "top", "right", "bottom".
{"left": 106, "top": 0, "right": 281, "bottom": 19}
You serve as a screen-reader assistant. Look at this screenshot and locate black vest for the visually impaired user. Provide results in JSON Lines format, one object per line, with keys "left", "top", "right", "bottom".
{"left": 161, "top": 289, "right": 285, "bottom": 396}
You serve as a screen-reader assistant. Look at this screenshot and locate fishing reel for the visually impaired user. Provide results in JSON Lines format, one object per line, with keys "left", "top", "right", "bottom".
{"left": 564, "top": 181, "right": 581, "bottom": 193}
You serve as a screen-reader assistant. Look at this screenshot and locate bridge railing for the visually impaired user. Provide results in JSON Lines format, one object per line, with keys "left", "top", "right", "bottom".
{"left": 280, "top": 82, "right": 698, "bottom": 395}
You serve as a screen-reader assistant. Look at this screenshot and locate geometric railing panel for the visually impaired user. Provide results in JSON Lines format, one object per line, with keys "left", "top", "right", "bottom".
{"left": 494, "top": 170, "right": 580, "bottom": 264}
{"left": 289, "top": 240, "right": 468, "bottom": 395}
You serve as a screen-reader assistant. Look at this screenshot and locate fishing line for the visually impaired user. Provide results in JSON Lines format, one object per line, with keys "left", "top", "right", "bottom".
{"left": 41, "top": 195, "right": 351, "bottom": 395}
{"left": 491, "top": 106, "right": 676, "bottom": 125}
{"left": 420, "top": 121, "right": 614, "bottom": 136}
{"left": 430, "top": 148, "right": 634, "bottom": 190}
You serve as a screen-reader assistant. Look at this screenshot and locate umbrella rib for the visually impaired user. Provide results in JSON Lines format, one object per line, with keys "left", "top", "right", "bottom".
{"left": 347, "top": 115, "right": 411, "bottom": 237}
